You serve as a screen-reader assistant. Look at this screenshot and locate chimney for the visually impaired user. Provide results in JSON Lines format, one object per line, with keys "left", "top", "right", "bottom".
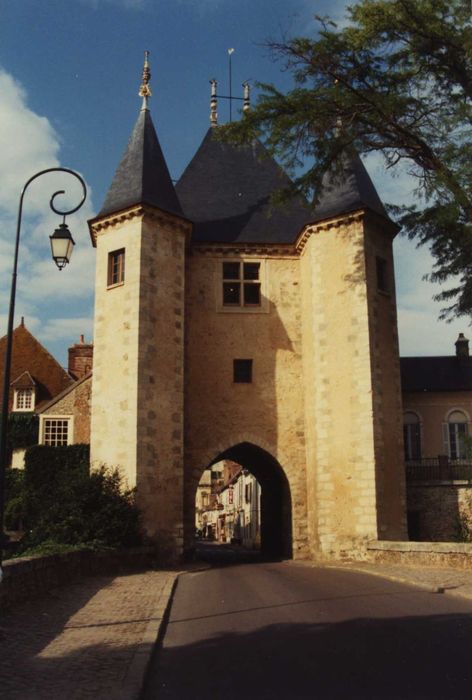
{"left": 455, "top": 333, "right": 469, "bottom": 358}
{"left": 68, "top": 335, "right": 94, "bottom": 380}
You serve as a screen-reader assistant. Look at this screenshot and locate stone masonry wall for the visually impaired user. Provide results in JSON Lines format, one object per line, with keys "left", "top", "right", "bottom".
{"left": 90, "top": 213, "right": 142, "bottom": 487}
{"left": 407, "top": 483, "right": 472, "bottom": 541}
{"left": 364, "top": 217, "right": 407, "bottom": 540}
{"left": 135, "top": 214, "right": 188, "bottom": 553}
{"left": 300, "top": 215, "right": 386, "bottom": 558}
{"left": 42, "top": 376, "right": 92, "bottom": 444}
{"left": 184, "top": 250, "right": 309, "bottom": 559}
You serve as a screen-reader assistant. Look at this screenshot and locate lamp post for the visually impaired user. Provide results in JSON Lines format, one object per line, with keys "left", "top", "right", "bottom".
{"left": 0, "top": 167, "right": 87, "bottom": 579}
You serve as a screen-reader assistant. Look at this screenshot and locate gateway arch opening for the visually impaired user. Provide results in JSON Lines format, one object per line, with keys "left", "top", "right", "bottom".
{"left": 194, "top": 442, "right": 292, "bottom": 560}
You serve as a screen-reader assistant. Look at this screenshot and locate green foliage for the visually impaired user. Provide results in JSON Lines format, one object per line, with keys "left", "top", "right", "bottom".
{"left": 4, "top": 445, "right": 141, "bottom": 555}
{"left": 221, "top": 0, "right": 472, "bottom": 318}
{"left": 2, "top": 413, "right": 39, "bottom": 449}
{"left": 12, "top": 540, "right": 95, "bottom": 559}
{"left": 4, "top": 468, "right": 27, "bottom": 529}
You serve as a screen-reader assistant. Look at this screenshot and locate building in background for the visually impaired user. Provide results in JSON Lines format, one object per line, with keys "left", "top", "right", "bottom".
{"left": 0, "top": 319, "right": 92, "bottom": 466}
{"left": 401, "top": 334, "right": 472, "bottom": 540}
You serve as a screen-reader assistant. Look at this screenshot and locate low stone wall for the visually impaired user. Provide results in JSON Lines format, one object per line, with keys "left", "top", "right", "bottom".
{"left": 367, "top": 540, "right": 472, "bottom": 569}
{"left": 0, "top": 547, "right": 157, "bottom": 609}
{"left": 407, "top": 482, "right": 472, "bottom": 541}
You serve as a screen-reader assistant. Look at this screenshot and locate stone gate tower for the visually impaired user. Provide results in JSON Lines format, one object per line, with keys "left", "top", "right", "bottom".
{"left": 89, "top": 58, "right": 407, "bottom": 561}
{"left": 89, "top": 58, "right": 191, "bottom": 551}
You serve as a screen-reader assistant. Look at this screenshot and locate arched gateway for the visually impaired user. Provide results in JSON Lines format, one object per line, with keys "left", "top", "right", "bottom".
{"left": 88, "top": 58, "right": 407, "bottom": 563}
{"left": 187, "top": 443, "right": 292, "bottom": 559}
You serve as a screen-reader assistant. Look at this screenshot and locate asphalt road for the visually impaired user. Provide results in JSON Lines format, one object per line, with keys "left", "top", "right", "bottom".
{"left": 141, "top": 560, "right": 472, "bottom": 699}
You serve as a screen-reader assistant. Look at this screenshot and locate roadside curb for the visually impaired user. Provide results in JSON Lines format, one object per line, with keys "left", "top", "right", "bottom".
{"left": 116, "top": 563, "right": 213, "bottom": 700}
{"left": 117, "top": 572, "right": 180, "bottom": 700}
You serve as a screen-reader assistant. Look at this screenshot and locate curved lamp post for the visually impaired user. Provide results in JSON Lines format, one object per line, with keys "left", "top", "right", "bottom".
{"left": 0, "top": 167, "right": 87, "bottom": 578}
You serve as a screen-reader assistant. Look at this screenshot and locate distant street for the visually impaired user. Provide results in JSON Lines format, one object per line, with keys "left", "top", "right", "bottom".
{"left": 142, "top": 558, "right": 472, "bottom": 700}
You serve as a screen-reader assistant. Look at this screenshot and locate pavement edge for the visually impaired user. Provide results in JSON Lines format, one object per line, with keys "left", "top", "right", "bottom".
{"left": 116, "top": 563, "right": 212, "bottom": 700}
{"left": 116, "top": 571, "right": 180, "bottom": 700}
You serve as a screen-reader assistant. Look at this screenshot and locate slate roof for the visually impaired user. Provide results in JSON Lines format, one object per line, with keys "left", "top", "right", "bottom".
{"left": 311, "top": 150, "right": 390, "bottom": 224}
{"left": 176, "top": 128, "right": 314, "bottom": 244}
{"left": 99, "top": 108, "right": 182, "bottom": 218}
{"left": 400, "top": 356, "right": 472, "bottom": 393}
{"left": 0, "top": 322, "right": 73, "bottom": 411}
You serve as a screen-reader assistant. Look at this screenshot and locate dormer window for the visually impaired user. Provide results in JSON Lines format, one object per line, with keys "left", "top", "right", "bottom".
{"left": 11, "top": 371, "right": 37, "bottom": 412}
{"left": 14, "top": 387, "right": 35, "bottom": 412}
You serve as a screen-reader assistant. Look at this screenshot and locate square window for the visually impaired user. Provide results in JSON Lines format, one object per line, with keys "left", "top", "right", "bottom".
{"left": 108, "top": 249, "right": 125, "bottom": 287}
{"left": 222, "top": 261, "right": 262, "bottom": 309}
{"left": 233, "top": 359, "right": 253, "bottom": 383}
{"left": 14, "top": 388, "right": 34, "bottom": 411}
{"left": 43, "top": 419, "right": 69, "bottom": 446}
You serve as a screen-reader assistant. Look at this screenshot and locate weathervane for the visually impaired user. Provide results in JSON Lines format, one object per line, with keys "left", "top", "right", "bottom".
{"left": 139, "top": 50, "right": 152, "bottom": 110}
{"left": 209, "top": 48, "right": 251, "bottom": 126}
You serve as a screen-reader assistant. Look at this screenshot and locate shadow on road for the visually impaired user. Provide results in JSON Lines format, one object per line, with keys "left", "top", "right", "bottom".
{"left": 194, "top": 540, "right": 277, "bottom": 566}
{"left": 143, "top": 611, "right": 472, "bottom": 699}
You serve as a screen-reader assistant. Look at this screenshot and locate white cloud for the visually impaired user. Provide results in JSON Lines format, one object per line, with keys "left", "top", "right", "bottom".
{"left": 0, "top": 69, "right": 95, "bottom": 359}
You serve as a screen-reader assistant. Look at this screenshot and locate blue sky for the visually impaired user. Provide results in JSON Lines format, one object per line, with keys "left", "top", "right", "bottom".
{"left": 0, "top": 0, "right": 467, "bottom": 366}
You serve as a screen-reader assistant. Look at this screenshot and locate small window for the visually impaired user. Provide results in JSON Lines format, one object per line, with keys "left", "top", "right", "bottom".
{"left": 376, "top": 256, "right": 388, "bottom": 293}
{"left": 234, "top": 359, "right": 252, "bottom": 383}
{"left": 14, "top": 388, "right": 35, "bottom": 412}
{"left": 245, "top": 483, "right": 252, "bottom": 503}
{"left": 108, "top": 249, "right": 125, "bottom": 287}
{"left": 448, "top": 410, "right": 469, "bottom": 460}
{"left": 403, "top": 412, "right": 421, "bottom": 461}
{"left": 223, "top": 262, "right": 261, "bottom": 307}
{"left": 43, "top": 418, "right": 70, "bottom": 446}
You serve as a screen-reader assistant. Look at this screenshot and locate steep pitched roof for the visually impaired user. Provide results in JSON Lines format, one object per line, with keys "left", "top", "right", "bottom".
{"left": 38, "top": 371, "right": 92, "bottom": 414}
{"left": 312, "top": 150, "right": 391, "bottom": 224}
{"left": 10, "top": 371, "right": 36, "bottom": 389}
{"left": 176, "top": 128, "right": 313, "bottom": 244}
{"left": 99, "top": 108, "right": 182, "bottom": 218}
{"left": 401, "top": 356, "right": 472, "bottom": 393}
{"left": 0, "top": 322, "right": 73, "bottom": 411}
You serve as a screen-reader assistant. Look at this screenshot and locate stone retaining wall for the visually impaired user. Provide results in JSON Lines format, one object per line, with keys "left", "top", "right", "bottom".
{"left": 0, "top": 547, "right": 157, "bottom": 609}
{"left": 367, "top": 540, "right": 472, "bottom": 569}
{"left": 407, "top": 483, "right": 472, "bottom": 541}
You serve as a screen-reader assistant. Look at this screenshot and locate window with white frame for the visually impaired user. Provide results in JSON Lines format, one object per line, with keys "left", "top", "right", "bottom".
{"left": 447, "top": 410, "right": 469, "bottom": 460}
{"left": 14, "top": 388, "right": 35, "bottom": 411}
{"left": 107, "top": 248, "right": 125, "bottom": 287}
{"left": 403, "top": 412, "right": 421, "bottom": 461}
{"left": 42, "top": 418, "right": 71, "bottom": 447}
{"left": 222, "top": 261, "right": 261, "bottom": 308}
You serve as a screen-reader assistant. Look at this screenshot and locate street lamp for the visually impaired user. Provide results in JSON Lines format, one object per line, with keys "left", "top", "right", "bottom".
{"left": 0, "top": 167, "right": 87, "bottom": 580}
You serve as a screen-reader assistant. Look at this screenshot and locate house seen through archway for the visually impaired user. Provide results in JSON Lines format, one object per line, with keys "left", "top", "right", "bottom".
{"left": 194, "top": 442, "right": 292, "bottom": 561}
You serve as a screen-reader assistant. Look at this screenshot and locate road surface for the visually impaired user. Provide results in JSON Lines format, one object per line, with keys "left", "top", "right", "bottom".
{"left": 141, "top": 559, "right": 472, "bottom": 699}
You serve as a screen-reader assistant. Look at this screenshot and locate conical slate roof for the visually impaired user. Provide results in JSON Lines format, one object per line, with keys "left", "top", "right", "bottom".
{"left": 99, "top": 108, "right": 182, "bottom": 218}
{"left": 176, "top": 128, "right": 313, "bottom": 244}
{"left": 312, "top": 150, "right": 390, "bottom": 223}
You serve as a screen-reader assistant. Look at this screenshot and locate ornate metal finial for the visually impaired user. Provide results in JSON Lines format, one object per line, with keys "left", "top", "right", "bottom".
{"left": 139, "top": 50, "right": 152, "bottom": 110}
{"left": 210, "top": 79, "right": 218, "bottom": 127}
{"left": 243, "top": 81, "right": 250, "bottom": 112}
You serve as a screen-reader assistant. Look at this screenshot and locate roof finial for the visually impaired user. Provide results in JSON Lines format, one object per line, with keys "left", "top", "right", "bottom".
{"left": 139, "top": 50, "right": 152, "bottom": 111}
{"left": 210, "top": 79, "right": 218, "bottom": 127}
